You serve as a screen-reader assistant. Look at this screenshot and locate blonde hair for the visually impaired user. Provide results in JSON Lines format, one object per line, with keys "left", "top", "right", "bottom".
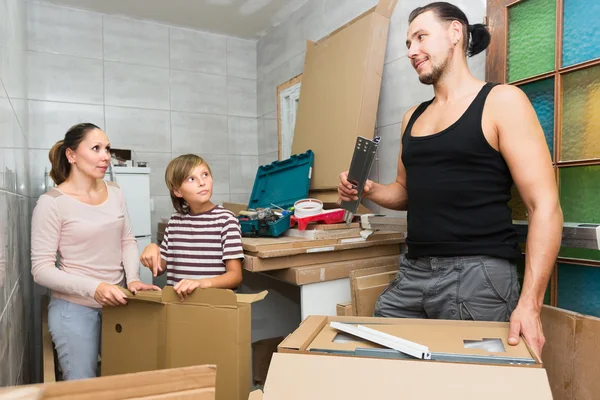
{"left": 48, "top": 123, "right": 101, "bottom": 185}
{"left": 165, "top": 154, "right": 212, "bottom": 214}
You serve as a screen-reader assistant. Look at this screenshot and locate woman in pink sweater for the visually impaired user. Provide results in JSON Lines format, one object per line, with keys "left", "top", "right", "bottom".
{"left": 30, "top": 123, "right": 160, "bottom": 381}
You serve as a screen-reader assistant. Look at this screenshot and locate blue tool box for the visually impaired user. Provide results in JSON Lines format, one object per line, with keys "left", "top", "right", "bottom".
{"left": 239, "top": 150, "right": 314, "bottom": 237}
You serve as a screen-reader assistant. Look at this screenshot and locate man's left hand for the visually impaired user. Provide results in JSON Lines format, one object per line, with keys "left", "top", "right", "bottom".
{"left": 507, "top": 304, "right": 545, "bottom": 359}
{"left": 127, "top": 281, "right": 162, "bottom": 295}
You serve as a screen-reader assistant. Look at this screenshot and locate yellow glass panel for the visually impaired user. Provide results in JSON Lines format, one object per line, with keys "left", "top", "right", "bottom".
{"left": 560, "top": 65, "right": 600, "bottom": 161}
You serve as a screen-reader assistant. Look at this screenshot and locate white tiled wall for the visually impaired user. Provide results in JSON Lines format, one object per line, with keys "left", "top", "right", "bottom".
{"left": 0, "top": 0, "right": 33, "bottom": 387}
{"left": 25, "top": 1, "right": 259, "bottom": 244}
{"left": 256, "top": 0, "right": 486, "bottom": 215}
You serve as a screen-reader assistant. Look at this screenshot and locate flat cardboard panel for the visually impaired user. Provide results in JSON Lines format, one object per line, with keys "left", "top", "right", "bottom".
{"left": 336, "top": 302, "right": 353, "bottom": 316}
{"left": 573, "top": 315, "right": 600, "bottom": 400}
{"left": 540, "top": 305, "right": 578, "bottom": 400}
{"left": 308, "top": 319, "right": 534, "bottom": 361}
{"left": 278, "top": 316, "right": 328, "bottom": 352}
{"left": 350, "top": 265, "right": 398, "bottom": 315}
{"left": 291, "top": 2, "right": 395, "bottom": 190}
{"left": 0, "top": 365, "right": 217, "bottom": 400}
{"left": 243, "top": 244, "right": 401, "bottom": 272}
{"left": 265, "top": 255, "right": 399, "bottom": 285}
{"left": 247, "top": 236, "right": 404, "bottom": 258}
{"left": 102, "top": 301, "right": 166, "bottom": 376}
{"left": 261, "top": 353, "right": 552, "bottom": 400}
{"left": 355, "top": 283, "right": 390, "bottom": 316}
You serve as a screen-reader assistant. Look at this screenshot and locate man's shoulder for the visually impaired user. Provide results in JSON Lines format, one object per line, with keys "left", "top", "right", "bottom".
{"left": 487, "top": 83, "right": 529, "bottom": 107}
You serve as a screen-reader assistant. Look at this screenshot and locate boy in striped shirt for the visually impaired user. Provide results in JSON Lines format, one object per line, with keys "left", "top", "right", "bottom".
{"left": 140, "top": 154, "right": 244, "bottom": 300}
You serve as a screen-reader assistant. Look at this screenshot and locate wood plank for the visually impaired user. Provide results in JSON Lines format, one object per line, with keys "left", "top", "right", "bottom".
{"left": 349, "top": 265, "right": 400, "bottom": 315}
{"left": 283, "top": 227, "right": 363, "bottom": 240}
{"left": 265, "top": 255, "right": 400, "bottom": 285}
{"left": 246, "top": 235, "right": 404, "bottom": 258}
{"left": 243, "top": 244, "right": 401, "bottom": 272}
{"left": 41, "top": 296, "right": 56, "bottom": 383}
{"left": 306, "top": 223, "right": 360, "bottom": 231}
{"left": 486, "top": 0, "right": 513, "bottom": 83}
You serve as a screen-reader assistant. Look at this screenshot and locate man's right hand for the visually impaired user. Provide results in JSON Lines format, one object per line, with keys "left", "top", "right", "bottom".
{"left": 94, "top": 283, "right": 128, "bottom": 306}
{"left": 140, "top": 243, "right": 163, "bottom": 277}
{"left": 338, "top": 171, "right": 373, "bottom": 203}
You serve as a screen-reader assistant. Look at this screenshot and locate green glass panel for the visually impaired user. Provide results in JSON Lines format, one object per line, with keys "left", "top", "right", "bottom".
{"left": 560, "top": 65, "right": 600, "bottom": 161}
{"left": 562, "top": 0, "right": 600, "bottom": 67}
{"left": 507, "top": 0, "right": 556, "bottom": 82}
{"left": 558, "top": 166, "right": 600, "bottom": 261}
{"left": 558, "top": 263, "right": 600, "bottom": 317}
{"left": 516, "top": 258, "right": 551, "bottom": 305}
{"left": 520, "top": 78, "right": 554, "bottom": 159}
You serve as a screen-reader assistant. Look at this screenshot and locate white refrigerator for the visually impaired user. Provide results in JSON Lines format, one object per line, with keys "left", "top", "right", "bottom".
{"left": 105, "top": 166, "right": 153, "bottom": 285}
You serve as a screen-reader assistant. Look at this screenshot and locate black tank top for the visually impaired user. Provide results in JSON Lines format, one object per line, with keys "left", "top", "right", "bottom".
{"left": 401, "top": 82, "right": 521, "bottom": 260}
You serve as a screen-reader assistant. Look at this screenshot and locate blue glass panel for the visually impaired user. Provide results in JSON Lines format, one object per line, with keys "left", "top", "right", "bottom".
{"left": 558, "top": 263, "right": 600, "bottom": 317}
{"left": 520, "top": 78, "right": 554, "bottom": 158}
{"left": 562, "top": 0, "right": 600, "bottom": 66}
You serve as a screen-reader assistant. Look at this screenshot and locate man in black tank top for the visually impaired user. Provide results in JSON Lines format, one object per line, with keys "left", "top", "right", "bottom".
{"left": 338, "top": 2, "right": 562, "bottom": 358}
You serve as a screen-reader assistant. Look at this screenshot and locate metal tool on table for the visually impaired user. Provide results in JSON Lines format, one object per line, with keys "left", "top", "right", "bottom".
{"left": 340, "top": 136, "right": 382, "bottom": 225}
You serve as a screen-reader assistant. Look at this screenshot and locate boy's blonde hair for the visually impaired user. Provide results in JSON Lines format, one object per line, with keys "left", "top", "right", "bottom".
{"left": 165, "top": 154, "right": 212, "bottom": 214}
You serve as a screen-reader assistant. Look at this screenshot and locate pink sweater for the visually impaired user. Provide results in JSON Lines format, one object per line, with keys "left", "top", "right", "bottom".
{"left": 31, "top": 181, "right": 140, "bottom": 308}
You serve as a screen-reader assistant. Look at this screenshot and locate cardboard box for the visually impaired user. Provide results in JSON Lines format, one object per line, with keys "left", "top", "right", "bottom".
{"left": 249, "top": 352, "right": 552, "bottom": 399}
{"left": 278, "top": 315, "right": 542, "bottom": 369}
{"left": 336, "top": 302, "right": 353, "bottom": 316}
{"left": 0, "top": 365, "right": 217, "bottom": 399}
{"left": 540, "top": 305, "right": 600, "bottom": 400}
{"left": 243, "top": 244, "right": 401, "bottom": 272}
{"left": 265, "top": 254, "right": 399, "bottom": 285}
{"left": 291, "top": 0, "right": 398, "bottom": 189}
{"left": 101, "top": 287, "right": 267, "bottom": 400}
{"left": 349, "top": 265, "right": 399, "bottom": 315}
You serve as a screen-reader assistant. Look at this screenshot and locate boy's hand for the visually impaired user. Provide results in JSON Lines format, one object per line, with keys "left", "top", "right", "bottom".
{"left": 173, "top": 279, "right": 211, "bottom": 301}
{"left": 140, "top": 243, "right": 163, "bottom": 277}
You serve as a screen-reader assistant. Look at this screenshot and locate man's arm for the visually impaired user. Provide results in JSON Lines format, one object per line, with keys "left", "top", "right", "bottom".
{"left": 341, "top": 106, "right": 417, "bottom": 211}
{"left": 489, "top": 84, "right": 563, "bottom": 357}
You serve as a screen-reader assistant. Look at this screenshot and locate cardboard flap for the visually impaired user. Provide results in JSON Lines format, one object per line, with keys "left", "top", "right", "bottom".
{"left": 375, "top": 0, "right": 398, "bottom": 18}
{"left": 161, "top": 287, "right": 238, "bottom": 308}
{"left": 235, "top": 291, "right": 268, "bottom": 304}
{"left": 248, "top": 390, "right": 263, "bottom": 400}
{"left": 121, "top": 288, "right": 164, "bottom": 303}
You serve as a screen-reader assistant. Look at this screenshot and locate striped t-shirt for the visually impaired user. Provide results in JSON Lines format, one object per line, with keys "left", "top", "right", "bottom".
{"left": 159, "top": 205, "right": 244, "bottom": 286}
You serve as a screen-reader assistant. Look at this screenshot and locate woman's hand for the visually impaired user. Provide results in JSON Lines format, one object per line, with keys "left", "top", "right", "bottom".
{"left": 140, "top": 243, "right": 164, "bottom": 277}
{"left": 94, "top": 283, "right": 128, "bottom": 306}
{"left": 127, "top": 280, "right": 161, "bottom": 295}
{"left": 173, "top": 279, "right": 211, "bottom": 301}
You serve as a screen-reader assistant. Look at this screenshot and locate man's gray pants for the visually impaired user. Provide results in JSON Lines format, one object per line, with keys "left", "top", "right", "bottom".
{"left": 373, "top": 254, "right": 521, "bottom": 322}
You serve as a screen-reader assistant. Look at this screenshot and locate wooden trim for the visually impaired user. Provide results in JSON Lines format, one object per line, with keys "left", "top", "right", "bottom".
{"left": 276, "top": 74, "right": 302, "bottom": 161}
{"left": 555, "top": 0, "right": 564, "bottom": 70}
{"left": 554, "top": 73, "right": 561, "bottom": 165}
{"left": 506, "top": 0, "right": 527, "bottom": 8}
{"left": 485, "top": 0, "right": 512, "bottom": 83}
{"left": 512, "top": 71, "right": 556, "bottom": 86}
{"left": 503, "top": 5, "right": 509, "bottom": 83}
{"left": 550, "top": 263, "right": 558, "bottom": 307}
{"left": 557, "top": 158, "right": 600, "bottom": 167}
{"left": 556, "top": 257, "right": 600, "bottom": 268}
{"left": 558, "top": 57, "right": 600, "bottom": 75}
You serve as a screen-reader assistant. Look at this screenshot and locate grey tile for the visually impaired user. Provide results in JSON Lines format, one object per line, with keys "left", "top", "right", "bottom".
{"left": 0, "top": 148, "right": 18, "bottom": 193}
{"left": 258, "top": 115, "right": 278, "bottom": 155}
{"left": 14, "top": 147, "right": 28, "bottom": 197}
{"left": 228, "top": 117, "right": 258, "bottom": 156}
{"left": 256, "top": 51, "right": 304, "bottom": 117}
{"left": 0, "top": 191, "right": 7, "bottom": 321}
{"left": 27, "top": 52, "right": 103, "bottom": 104}
{"left": 28, "top": 148, "right": 52, "bottom": 199}
{"left": 210, "top": 193, "right": 230, "bottom": 207}
{"left": 227, "top": 77, "right": 257, "bottom": 118}
{"left": 259, "top": 152, "right": 278, "bottom": 167}
{"left": 171, "top": 111, "right": 228, "bottom": 155}
{"left": 0, "top": 97, "right": 24, "bottom": 149}
{"left": 0, "top": 46, "right": 28, "bottom": 100}
{"left": 384, "top": 0, "right": 410, "bottom": 63}
{"left": 170, "top": 153, "right": 230, "bottom": 195}
{"left": 27, "top": 2, "right": 103, "bottom": 59}
{"left": 104, "top": 61, "right": 170, "bottom": 110}
{"left": 319, "top": 0, "right": 376, "bottom": 39}
{"left": 229, "top": 193, "right": 250, "bottom": 205}
{"left": 135, "top": 152, "right": 171, "bottom": 197}
{"left": 150, "top": 195, "right": 173, "bottom": 242}
{"left": 27, "top": 100, "right": 105, "bottom": 150}
{"left": 227, "top": 37, "right": 257, "bottom": 79}
{"left": 103, "top": 16, "right": 169, "bottom": 68}
{"left": 1, "top": 0, "right": 26, "bottom": 50}
{"left": 170, "top": 27, "right": 226, "bottom": 75}
{"left": 376, "top": 57, "right": 433, "bottom": 128}
{"left": 104, "top": 106, "right": 170, "bottom": 152}
{"left": 229, "top": 155, "right": 258, "bottom": 194}
{"left": 170, "top": 70, "right": 227, "bottom": 114}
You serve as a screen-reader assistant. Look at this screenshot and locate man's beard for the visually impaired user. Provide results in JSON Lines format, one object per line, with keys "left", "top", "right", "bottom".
{"left": 418, "top": 49, "right": 453, "bottom": 85}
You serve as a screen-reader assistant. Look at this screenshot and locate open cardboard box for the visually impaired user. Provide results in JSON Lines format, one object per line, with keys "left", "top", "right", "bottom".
{"left": 278, "top": 315, "right": 543, "bottom": 368}
{"left": 101, "top": 287, "right": 267, "bottom": 400}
